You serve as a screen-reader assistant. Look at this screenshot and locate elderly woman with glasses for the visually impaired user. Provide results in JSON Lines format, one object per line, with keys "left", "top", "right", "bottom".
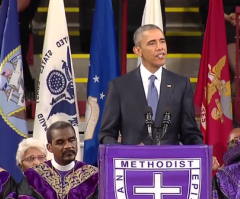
{"left": 212, "top": 128, "right": 240, "bottom": 199}
{"left": 6, "top": 138, "right": 48, "bottom": 199}
{"left": 16, "top": 138, "right": 47, "bottom": 172}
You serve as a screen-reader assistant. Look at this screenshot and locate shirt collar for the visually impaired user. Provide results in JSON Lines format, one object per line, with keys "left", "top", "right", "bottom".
{"left": 51, "top": 159, "right": 75, "bottom": 171}
{"left": 140, "top": 63, "right": 163, "bottom": 81}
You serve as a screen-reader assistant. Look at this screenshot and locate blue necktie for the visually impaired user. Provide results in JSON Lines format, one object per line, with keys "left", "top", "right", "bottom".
{"left": 147, "top": 75, "right": 158, "bottom": 120}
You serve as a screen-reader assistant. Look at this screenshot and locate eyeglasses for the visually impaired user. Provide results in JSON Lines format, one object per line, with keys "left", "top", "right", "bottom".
{"left": 22, "top": 155, "right": 46, "bottom": 163}
{"left": 227, "top": 136, "right": 240, "bottom": 150}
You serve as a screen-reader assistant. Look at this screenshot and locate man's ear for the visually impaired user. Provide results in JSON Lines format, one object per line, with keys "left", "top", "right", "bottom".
{"left": 133, "top": 46, "right": 142, "bottom": 57}
{"left": 46, "top": 143, "right": 52, "bottom": 153}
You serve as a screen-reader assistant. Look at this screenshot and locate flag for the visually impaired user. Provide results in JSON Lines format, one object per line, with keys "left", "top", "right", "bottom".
{"left": 137, "top": 0, "right": 164, "bottom": 67}
{"left": 0, "top": 0, "right": 28, "bottom": 182}
{"left": 0, "top": 0, "right": 9, "bottom": 49}
{"left": 194, "top": 0, "right": 233, "bottom": 166}
{"left": 33, "top": 0, "right": 81, "bottom": 160}
{"left": 141, "top": 0, "right": 163, "bottom": 30}
{"left": 83, "top": 0, "right": 120, "bottom": 166}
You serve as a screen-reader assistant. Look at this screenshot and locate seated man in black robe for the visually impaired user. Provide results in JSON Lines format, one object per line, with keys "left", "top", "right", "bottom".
{"left": 23, "top": 121, "right": 98, "bottom": 199}
{"left": 212, "top": 128, "right": 240, "bottom": 198}
{"left": 0, "top": 168, "right": 16, "bottom": 199}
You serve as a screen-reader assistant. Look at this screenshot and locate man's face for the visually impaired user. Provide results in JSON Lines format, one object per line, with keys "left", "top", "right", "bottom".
{"left": 227, "top": 131, "right": 240, "bottom": 150}
{"left": 47, "top": 127, "right": 77, "bottom": 165}
{"left": 134, "top": 29, "right": 167, "bottom": 68}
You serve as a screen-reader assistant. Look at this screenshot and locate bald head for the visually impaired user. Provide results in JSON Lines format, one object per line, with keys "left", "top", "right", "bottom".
{"left": 228, "top": 128, "right": 240, "bottom": 142}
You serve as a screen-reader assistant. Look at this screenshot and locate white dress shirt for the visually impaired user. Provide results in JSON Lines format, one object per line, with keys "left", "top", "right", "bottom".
{"left": 140, "top": 63, "right": 162, "bottom": 99}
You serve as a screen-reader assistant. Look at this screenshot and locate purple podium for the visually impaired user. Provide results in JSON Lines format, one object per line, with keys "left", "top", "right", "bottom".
{"left": 99, "top": 145, "right": 212, "bottom": 199}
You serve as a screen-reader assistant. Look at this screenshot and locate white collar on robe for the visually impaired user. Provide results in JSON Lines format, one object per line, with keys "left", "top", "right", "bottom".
{"left": 51, "top": 159, "right": 75, "bottom": 171}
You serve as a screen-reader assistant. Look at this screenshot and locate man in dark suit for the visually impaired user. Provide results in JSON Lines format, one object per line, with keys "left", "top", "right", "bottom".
{"left": 99, "top": 24, "right": 219, "bottom": 170}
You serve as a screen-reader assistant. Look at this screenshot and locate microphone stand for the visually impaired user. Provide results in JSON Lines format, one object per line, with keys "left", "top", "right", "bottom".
{"left": 153, "top": 112, "right": 171, "bottom": 145}
{"left": 153, "top": 126, "right": 168, "bottom": 146}
{"left": 154, "top": 126, "right": 162, "bottom": 146}
{"left": 146, "top": 124, "right": 165, "bottom": 145}
{"left": 146, "top": 115, "right": 170, "bottom": 145}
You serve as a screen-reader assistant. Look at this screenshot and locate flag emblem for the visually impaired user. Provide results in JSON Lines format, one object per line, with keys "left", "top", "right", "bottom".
{"left": 47, "top": 70, "right": 66, "bottom": 96}
{"left": 85, "top": 96, "right": 100, "bottom": 141}
{"left": 38, "top": 46, "right": 78, "bottom": 128}
{"left": 0, "top": 47, "right": 27, "bottom": 135}
{"left": 206, "top": 55, "right": 232, "bottom": 121}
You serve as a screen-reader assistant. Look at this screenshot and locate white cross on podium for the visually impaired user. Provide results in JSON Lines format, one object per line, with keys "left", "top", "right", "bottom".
{"left": 134, "top": 173, "right": 182, "bottom": 199}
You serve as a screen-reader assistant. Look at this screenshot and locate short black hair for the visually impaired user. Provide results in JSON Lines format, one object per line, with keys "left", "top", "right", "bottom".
{"left": 133, "top": 24, "right": 164, "bottom": 46}
{"left": 46, "top": 121, "right": 76, "bottom": 143}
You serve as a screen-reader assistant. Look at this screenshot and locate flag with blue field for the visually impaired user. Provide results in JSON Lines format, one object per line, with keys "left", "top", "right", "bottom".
{"left": 0, "top": 0, "right": 28, "bottom": 182}
{"left": 83, "top": 0, "right": 120, "bottom": 166}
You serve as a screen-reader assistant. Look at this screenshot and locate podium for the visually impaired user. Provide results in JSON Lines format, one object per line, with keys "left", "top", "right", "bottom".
{"left": 99, "top": 145, "right": 212, "bottom": 199}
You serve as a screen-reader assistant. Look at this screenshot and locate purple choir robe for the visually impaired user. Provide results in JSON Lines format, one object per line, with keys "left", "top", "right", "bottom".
{"left": 212, "top": 162, "right": 240, "bottom": 199}
{"left": 0, "top": 168, "right": 16, "bottom": 199}
{"left": 24, "top": 160, "right": 99, "bottom": 199}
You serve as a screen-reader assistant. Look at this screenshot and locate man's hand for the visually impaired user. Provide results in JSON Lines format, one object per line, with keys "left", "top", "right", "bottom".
{"left": 17, "top": 0, "right": 31, "bottom": 12}
{"left": 229, "top": 13, "right": 240, "bottom": 26}
{"left": 224, "top": 13, "right": 231, "bottom": 22}
{"left": 117, "top": 135, "right": 122, "bottom": 143}
{"left": 229, "top": 13, "right": 236, "bottom": 20}
{"left": 218, "top": 164, "right": 224, "bottom": 170}
{"left": 138, "top": 143, "right": 144, "bottom": 146}
{"left": 212, "top": 156, "right": 220, "bottom": 171}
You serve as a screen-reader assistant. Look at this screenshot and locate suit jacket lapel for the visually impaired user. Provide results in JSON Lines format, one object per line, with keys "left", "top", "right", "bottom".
{"left": 131, "top": 67, "right": 152, "bottom": 144}
{"left": 155, "top": 68, "right": 174, "bottom": 126}
{"left": 131, "top": 67, "right": 148, "bottom": 109}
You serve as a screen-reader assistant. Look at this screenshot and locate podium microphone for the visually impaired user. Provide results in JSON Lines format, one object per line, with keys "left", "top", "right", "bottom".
{"left": 162, "top": 111, "right": 171, "bottom": 134}
{"left": 144, "top": 106, "right": 154, "bottom": 140}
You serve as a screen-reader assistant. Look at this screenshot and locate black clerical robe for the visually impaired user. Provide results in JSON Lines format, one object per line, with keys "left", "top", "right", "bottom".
{"left": 212, "top": 162, "right": 240, "bottom": 198}
{"left": 23, "top": 160, "right": 98, "bottom": 199}
{"left": 11, "top": 177, "right": 42, "bottom": 199}
{"left": 0, "top": 168, "right": 16, "bottom": 199}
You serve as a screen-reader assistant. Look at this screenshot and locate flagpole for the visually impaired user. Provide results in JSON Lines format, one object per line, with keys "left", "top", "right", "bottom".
{"left": 121, "top": 0, "right": 128, "bottom": 75}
